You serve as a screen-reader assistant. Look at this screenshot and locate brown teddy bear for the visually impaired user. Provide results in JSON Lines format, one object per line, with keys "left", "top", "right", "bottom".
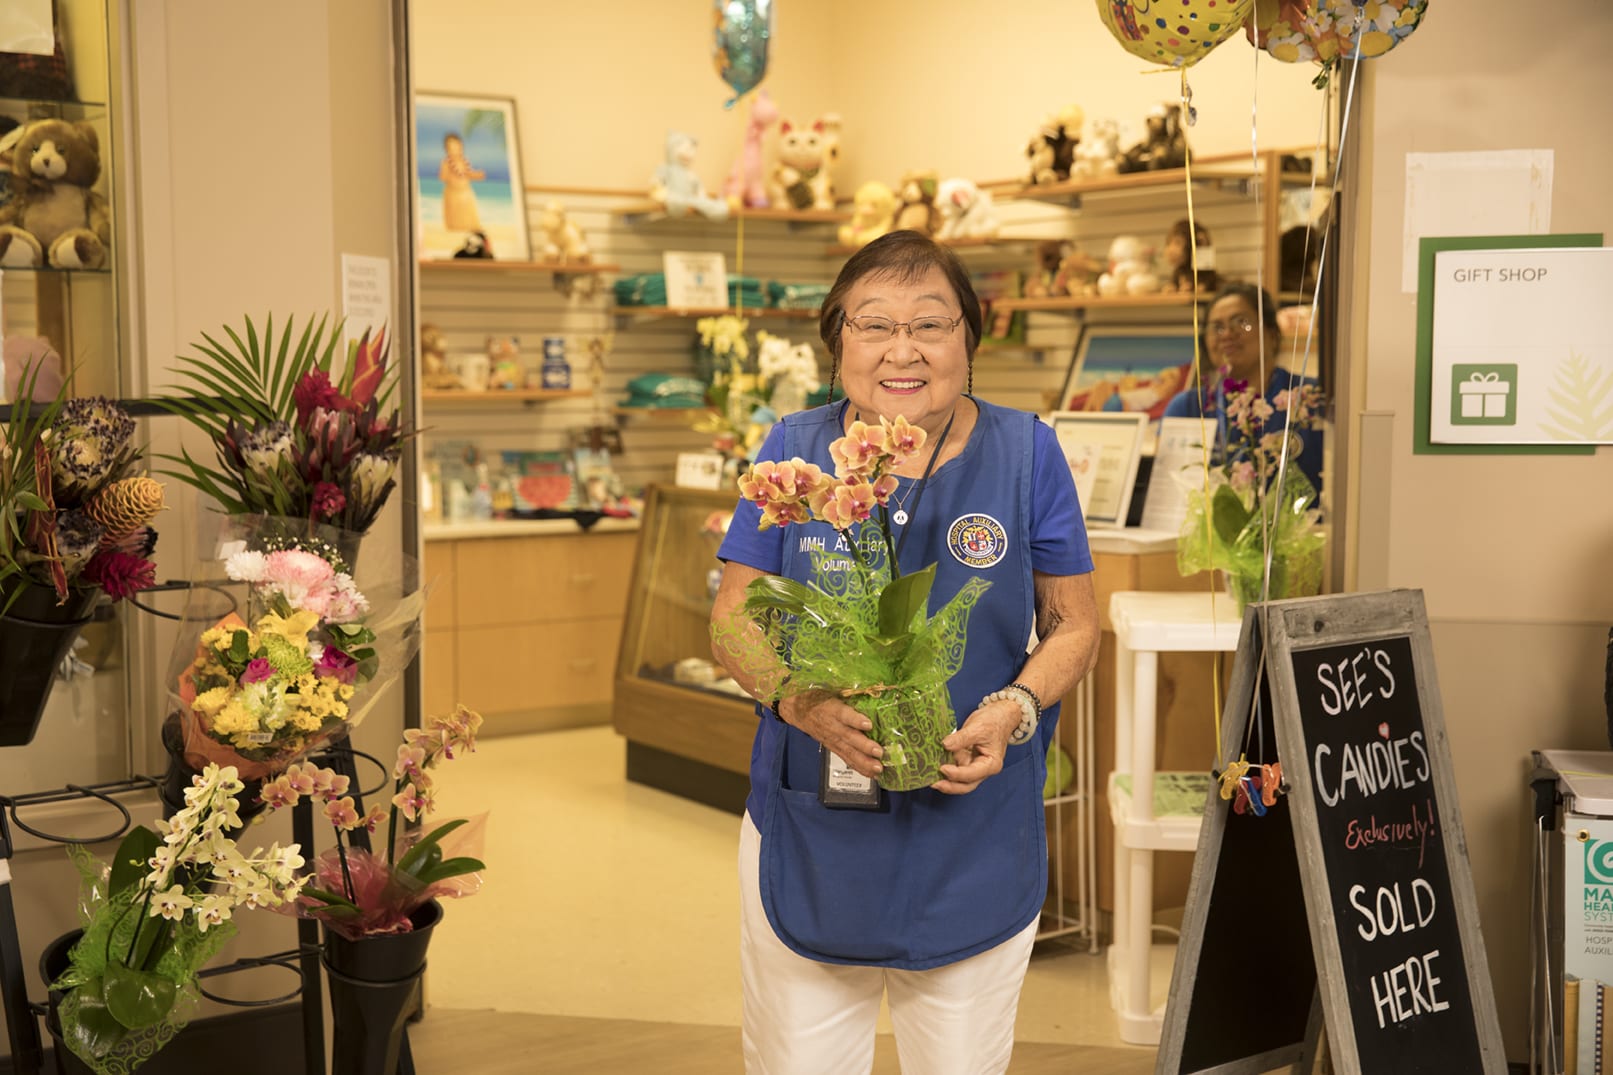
{"left": 0, "top": 119, "right": 110, "bottom": 270}
{"left": 894, "top": 170, "right": 938, "bottom": 235}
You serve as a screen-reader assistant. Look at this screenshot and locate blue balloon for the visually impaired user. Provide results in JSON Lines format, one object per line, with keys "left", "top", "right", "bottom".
{"left": 713, "top": 0, "right": 772, "bottom": 109}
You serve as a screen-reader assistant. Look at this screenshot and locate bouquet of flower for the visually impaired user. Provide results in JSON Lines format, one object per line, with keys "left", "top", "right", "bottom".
{"left": 1, "top": 364, "right": 163, "bottom": 609}
{"left": 1176, "top": 378, "right": 1326, "bottom": 609}
{"left": 712, "top": 416, "right": 988, "bottom": 790}
{"left": 692, "top": 316, "right": 821, "bottom": 468}
{"left": 260, "top": 704, "right": 486, "bottom": 939}
{"left": 157, "top": 314, "right": 409, "bottom": 533}
{"left": 168, "top": 516, "right": 426, "bottom": 780}
{"left": 51, "top": 764, "right": 306, "bottom": 1074}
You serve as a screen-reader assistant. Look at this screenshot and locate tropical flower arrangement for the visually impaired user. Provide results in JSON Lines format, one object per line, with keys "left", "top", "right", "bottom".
{"left": 171, "top": 524, "right": 423, "bottom": 780}
{"left": 1176, "top": 377, "right": 1326, "bottom": 610}
{"left": 259, "top": 704, "right": 487, "bottom": 939}
{"left": 692, "top": 316, "right": 821, "bottom": 469}
{"left": 1, "top": 368, "right": 163, "bottom": 610}
{"left": 713, "top": 415, "right": 988, "bottom": 791}
{"left": 158, "top": 314, "right": 408, "bottom": 534}
{"left": 51, "top": 764, "right": 306, "bottom": 1074}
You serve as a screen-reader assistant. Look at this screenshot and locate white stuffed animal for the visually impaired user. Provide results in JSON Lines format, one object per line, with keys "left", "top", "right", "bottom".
{"left": 537, "top": 202, "right": 591, "bottom": 263}
{"left": 933, "top": 178, "right": 1000, "bottom": 241}
{"left": 1070, "top": 118, "right": 1121, "bottom": 181}
{"left": 1096, "top": 235, "right": 1160, "bottom": 297}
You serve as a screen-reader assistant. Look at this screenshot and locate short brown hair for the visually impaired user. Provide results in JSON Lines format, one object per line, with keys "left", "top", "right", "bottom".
{"left": 818, "top": 230, "right": 983, "bottom": 362}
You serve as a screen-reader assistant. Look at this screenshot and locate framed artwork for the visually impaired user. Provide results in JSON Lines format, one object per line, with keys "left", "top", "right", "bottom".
{"left": 1048, "top": 411, "right": 1148, "bottom": 528}
{"left": 1058, "top": 323, "right": 1200, "bottom": 420}
{"left": 415, "top": 92, "right": 530, "bottom": 262}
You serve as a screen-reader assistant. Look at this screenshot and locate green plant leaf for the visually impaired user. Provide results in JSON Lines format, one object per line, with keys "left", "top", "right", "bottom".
{"left": 742, "top": 575, "right": 831, "bottom": 626}
{"left": 302, "top": 885, "right": 363, "bottom": 915}
{"left": 1210, "top": 484, "right": 1253, "bottom": 549}
{"left": 877, "top": 562, "right": 935, "bottom": 638}
{"left": 103, "top": 962, "right": 177, "bottom": 1029}
{"left": 109, "top": 827, "right": 160, "bottom": 896}
{"left": 61, "top": 979, "right": 129, "bottom": 1058}
{"left": 15, "top": 492, "right": 46, "bottom": 511}
{"left": 414, "top": 855, "right": 486, "bottom": 886}
{"left": 397, "top": 818, "right": 468, "bottom": 876}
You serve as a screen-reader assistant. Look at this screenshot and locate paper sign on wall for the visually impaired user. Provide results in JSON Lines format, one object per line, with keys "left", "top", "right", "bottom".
{"left": 340, "top": 253, "right": 391, "bottom": 355}
{"left": 1430, "top": 246, "right": 1613, "bottom": 445}
{"left": 664, "top": 252, "right": 727, "bottom": 309}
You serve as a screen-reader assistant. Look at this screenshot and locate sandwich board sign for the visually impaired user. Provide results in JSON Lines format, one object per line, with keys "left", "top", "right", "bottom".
{"left": 1156, "top": 590, "right": 1506, "bottom": 1074}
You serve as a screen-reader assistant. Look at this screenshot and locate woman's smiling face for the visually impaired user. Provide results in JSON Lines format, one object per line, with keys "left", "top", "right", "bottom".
{"left": 836, "top": 265, "right": 970, "bottom": 437}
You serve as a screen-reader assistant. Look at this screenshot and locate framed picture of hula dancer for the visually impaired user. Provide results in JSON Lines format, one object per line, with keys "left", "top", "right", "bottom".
{"left": 415, "top": 92, "right": 530, "bottom": 262}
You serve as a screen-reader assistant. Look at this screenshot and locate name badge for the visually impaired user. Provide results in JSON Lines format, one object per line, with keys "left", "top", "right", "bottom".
{"left": 818, "top": 746, "right": 882, "bottom": 810}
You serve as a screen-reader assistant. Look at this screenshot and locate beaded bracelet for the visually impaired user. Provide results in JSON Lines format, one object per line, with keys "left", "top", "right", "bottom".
{"left": 982, "top": 682, "right": 1041, "bottom": 745}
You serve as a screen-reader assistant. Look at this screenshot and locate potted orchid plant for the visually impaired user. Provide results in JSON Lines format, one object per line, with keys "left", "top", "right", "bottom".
{"left": 713, "top": 415, "right": 989, "bottom": 790}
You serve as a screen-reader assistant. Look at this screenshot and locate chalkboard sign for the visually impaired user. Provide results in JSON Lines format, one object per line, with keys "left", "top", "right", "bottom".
{"left": 1158, "top": 590, "right": 1506, "bottom": 1075}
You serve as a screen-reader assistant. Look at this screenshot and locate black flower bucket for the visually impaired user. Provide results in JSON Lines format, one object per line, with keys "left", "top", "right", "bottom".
{"left": 38, "top": 930, "right": 96, "bottom": 1075}
{"left": 0, "top": 580, "right": 99, "bottom": 747}
{"left": 322, "top": 900, "right": 442, "bottom": 1075}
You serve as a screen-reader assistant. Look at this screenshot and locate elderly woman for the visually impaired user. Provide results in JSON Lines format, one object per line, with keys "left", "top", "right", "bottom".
{"left": 710, "top": 230, "right": 1100, "bottom": 1074}
{"left": 1163, "top": 281, "right": 1325, "bottom": 491}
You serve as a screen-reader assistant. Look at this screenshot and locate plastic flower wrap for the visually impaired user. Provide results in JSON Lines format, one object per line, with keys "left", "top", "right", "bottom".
{"left": 51, "top": 764, "right": 306, "bottom": 1074}
{"left": 165, "top": 514, "right": 426, "bottom": 779}
{"left": 712, "top": 416, "right": 989, "bottom": 791}
{"left": 1176, "top": 379, "right": 1326, "bottom": 609}
{"left": 261, "top": 704, "right": 487, "bottom": 939}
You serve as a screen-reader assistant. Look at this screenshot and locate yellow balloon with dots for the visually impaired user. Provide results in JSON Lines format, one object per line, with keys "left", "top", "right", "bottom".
{"left": 1095, "top": 0, "right": 1255, "bottom": 69}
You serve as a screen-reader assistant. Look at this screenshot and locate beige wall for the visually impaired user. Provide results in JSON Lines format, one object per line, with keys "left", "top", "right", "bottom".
{"left": 414, "top": 0, "right": 1324, "bottom": 193}
{"left": 1349, "top": 3, "right": 1613, "bottom": 1059}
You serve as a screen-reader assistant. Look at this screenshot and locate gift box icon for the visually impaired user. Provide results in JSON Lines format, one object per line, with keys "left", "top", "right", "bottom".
{"left": 1452, "top": 365, "right": 1517, "bottom": 424}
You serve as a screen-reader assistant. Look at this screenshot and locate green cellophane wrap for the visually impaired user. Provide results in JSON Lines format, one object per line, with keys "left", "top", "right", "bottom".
{"left": 52, "top": 843, "right": 236, "bottom": 1075}
{"left": 716, "top": 537, "right": 990, "bottom": 791}
{"left": 1177, "top": 467, "right": 1325, "bottom": 612}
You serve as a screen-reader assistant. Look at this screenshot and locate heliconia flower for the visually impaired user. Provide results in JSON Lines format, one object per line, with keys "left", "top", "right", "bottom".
{"left": 239, "top": 658, "right": 273, "bottom": 685}
{"left": 293, "top": 369, "right": 350, "bottom": 424}
{"left": 347, "top": 326, "right": 389, "bottom": 409}
{"left": 819, "top": 477, "right": 878, "bottom": 530}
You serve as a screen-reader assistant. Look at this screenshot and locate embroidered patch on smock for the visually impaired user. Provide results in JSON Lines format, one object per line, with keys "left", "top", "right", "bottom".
{"left": 946, "top": 514, "right": 1007, "bottom": 569}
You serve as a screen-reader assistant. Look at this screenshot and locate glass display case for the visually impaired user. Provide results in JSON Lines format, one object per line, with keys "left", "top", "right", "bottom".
{"left": 612, "top": 484, "right": 756, "bottom": 812}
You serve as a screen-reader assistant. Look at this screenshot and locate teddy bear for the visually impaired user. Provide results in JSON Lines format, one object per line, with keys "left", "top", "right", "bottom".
{"left": 1118, "top": 104, "right": 1188, "bottom": 174}
{"left": 1024, "top": 240, "right": 1066, "bottom": 298}
{"left": 934, "top": 177, "right": 999, "bottom": 241}
{"left": 537, "top": 201, "right": 591, "bottom": 263}
{"left": 837, "top": 180, "right": 897, "bottom": 248}
{"left": 1024, "top": 104, "right": 1084, "bottom": 186}
{"left": 0, "top": 118, "right": 110, "bottom": 270}
{"left": 894, "top": 169, "right": 938, "bottom": 235}
{"left": 766, "top": 120, "right": 833, "bottom": 211}
{"left": 649, "top": 131, "right": 729, "bottom": 220}
{"left": 1053, "top": 248, "right": 1104, "bottom": 297}
{"left": 1070, "top": 118, "right": 1121, "bottom": 181}
{"left": 1096, "top": 235, "right": 1160, "bottom": 297}
{"left": 419, "top": 323, "right": 463, "bottom": 390}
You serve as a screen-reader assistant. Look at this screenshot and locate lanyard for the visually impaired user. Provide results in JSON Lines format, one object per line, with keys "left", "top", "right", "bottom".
{"left": 893, "top": 410, "right": 956, "bottom": 566}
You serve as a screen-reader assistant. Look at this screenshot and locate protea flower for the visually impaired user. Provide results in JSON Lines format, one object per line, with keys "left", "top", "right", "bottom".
{"left": 53, "top": 508, "right": 104, "bottom": 580}
{"left": 49, "top": 397, "right": 138, "bottom": 504}
{"left": 346, "top": 452, "right": 397, "bottom": 529}
{"left": 238, "top": 422, "right": 294, "bottom": 479}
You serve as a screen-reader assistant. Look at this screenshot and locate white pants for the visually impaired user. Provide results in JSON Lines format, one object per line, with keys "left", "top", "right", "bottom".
{"left": 738, "top": 812, "right": 1036, "bottom": 1075}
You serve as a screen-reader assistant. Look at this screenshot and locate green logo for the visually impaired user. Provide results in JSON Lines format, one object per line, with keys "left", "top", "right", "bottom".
{"left": 1586, "top": 839, "right": 1613, "bottom": 884}
{"left": 1450, "top": 363, "right": 1517, "bottom": 426}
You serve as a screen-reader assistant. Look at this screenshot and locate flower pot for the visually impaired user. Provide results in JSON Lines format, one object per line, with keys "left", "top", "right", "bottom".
{"left": 38, "top": 930, "right": 97, "bottom": 1075}
{"left": 321, "top": 899, "right": 442, "bottom": 1075}
{"left": 0, "top": 580, "right": 99, "bottom": 746}
{"left": 853, "top": 682, "right": 955, "bottom": 793}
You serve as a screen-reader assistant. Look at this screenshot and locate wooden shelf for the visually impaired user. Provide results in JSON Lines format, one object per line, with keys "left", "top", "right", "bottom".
{"left": 613, "top": 306, "right": 820, "bottom": 320}
{"left": 422, "top": 389, "right": 591, "bottom": 404}
{"left": 827, "top": 234, "right": 1034, "bottom": 257}
{"left": 613, "top": 406, "right": 712, "bottom": 420}
{"left": 419, "top": 258, "right": 620, "bottom": 274}
{"left": 994, "top": 293, "right": 1199, "bottom": 314}
{"left": 614, "top": 201, "right": 848, "bottom": 224}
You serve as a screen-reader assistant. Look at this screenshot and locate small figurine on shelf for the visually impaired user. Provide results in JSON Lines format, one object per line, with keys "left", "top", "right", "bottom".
{"left": 1096, "top": 235, "right": 1160, "bottom": 297}
{"left": 486, "top": 336, "right": 522, "bottom": 390}
{"left": 421, "top": 323, "right": 462, "bottom": 390}
{"left": 537, "top": 201, "right": 591, "bottom": 263}
{"left": 453, "top": 231, "right": 493, "bottom": 259}
{"left": 1070, "top": 118, "right": 1121, "bottom": 181}
{"left": 650, "top": 131, "right": 729, "bottom": 220}
{"left": 933, "top": 177, "right": 1000, "bottom": 241}
{"left": 816, "top": 113, "right": 843, "bottom": 205}
{"left": 1161, "top": 218, "right": 1218, "bottom": 293}
{"left": 894, "top": 169, "right": 939, "bottom": 235}
{"left": 1118, "top": 104, "right": 1188, "bottom": 174}
{"left": 1054, "top": 246, "right": 1104, "bottom": 298}
{"left": 837, "top": 180, "right": 898, "bottom": 248}
{"left": 765, "top": 120, "right": 834, "bottom": 211}
{"left": 1023, "top": 240, "right": 1066, "bottom": 298}
{"left": 1024, "top": 104, "right": 1084, "bottom": 186}
{"left": 722, "top": 88, "right": 779, "bottom": 209}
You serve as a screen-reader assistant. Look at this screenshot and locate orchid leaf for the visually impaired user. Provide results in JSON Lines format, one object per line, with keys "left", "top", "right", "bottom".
{"left": 103, "top": 962, "right": 177, "bottom": 1029}
{"left": 108, "top": 827, "right": 159, "bottom": 897}
{"left": 1210, "top": 484, "right": 1253, "bottom": 548}
{"left": 415, "top": 855, "right": 486, "bottom": 886}
{"left": 61, "top": 980, "right": 129, "bottom": 1058}
{"left": 397, "top": 818, "right": 468, "bottom": 877}
{"left": 877, "top": 563, "right": 935, "bottom": 638}
{"left": 302, "top": 885, "right": 363, "bottom": 915}
{"left": 742, "top": 575, "right": 831, "bottom": 626}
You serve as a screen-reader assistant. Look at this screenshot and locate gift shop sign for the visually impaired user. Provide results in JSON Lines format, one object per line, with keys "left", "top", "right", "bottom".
{"left": 1428, "top": 244, "right": 1613, "bottom": 446}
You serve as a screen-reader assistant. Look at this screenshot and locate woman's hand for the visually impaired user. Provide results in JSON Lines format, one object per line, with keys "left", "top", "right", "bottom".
{"left": 933, "top": 699, "right": 1021, "bottom": 795}
{"left": 778, "top": 690, "right": 885, "bottom": 780}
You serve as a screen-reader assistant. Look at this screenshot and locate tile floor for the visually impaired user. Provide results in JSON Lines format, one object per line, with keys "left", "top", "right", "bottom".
{"left": 421, "top": 724, "right": 1175, "bottom": 1053}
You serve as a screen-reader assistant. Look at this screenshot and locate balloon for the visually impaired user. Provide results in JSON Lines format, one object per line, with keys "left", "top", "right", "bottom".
{"left": 1247, "top": 0, "right": 1428, "bottom": 79}
{"left": 1096, "top": 0, "right": 1255, "bottom": 69}
{"left": 713, "top": 0, "right": 773, "bottom": 109}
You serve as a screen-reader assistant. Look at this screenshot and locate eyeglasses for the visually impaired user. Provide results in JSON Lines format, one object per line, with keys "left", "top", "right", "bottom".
{"left": 1207, "top": 315, "right": 1257, "bottom": 337}
{"left": 841, "top": 313, "right": 965, "bottom": 344}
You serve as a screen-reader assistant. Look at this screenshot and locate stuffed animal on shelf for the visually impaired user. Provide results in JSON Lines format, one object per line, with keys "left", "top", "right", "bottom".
{"left": 1070, "top": 118, "right": 1121, "bottom": 181}
{"left": 1118, "top": 104, "right": 1188, "bottom": 174}
{"left": 1054, "top": 247, "right": 1104, "bottom": 298}
{"left": 420, "top": 323, "right": 462, "bottom": 390}
{"left": 0, "top": 118, "right": 110, "bottom": 269}
{"left": 894, "top": 169, "right": 939, "bottom": 235}
{"left": 1024, "top": 104, "right": 1084, "bottom": 186}
{"left": 537, "top": 201, "right": 591, "bottom": 263}
{"left": 649, "top": 131, "right": 729, "bottom": 220}
{"left": 838, "top": 180, "right": 898, "bottom": 248}
{"left": 1162, "top": 218, "right": 1218, "bottom": 293}
{"left": 934, "top": 177, "right": 1000, "bottom": 241}
{"left": 452, "top": 231, "right": 493, "bottom": 259}
{"left": 766, "top": 120, "right": 833, "bottom": 211}
{"left": 1023, "top": 240, "right": 1066, "bottom": 298}
{"left": 1097, "top": 235, "right": 1160, "bottom": 297}
{"left": 722, "top": 89, "right": 778, "bottom": 209}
